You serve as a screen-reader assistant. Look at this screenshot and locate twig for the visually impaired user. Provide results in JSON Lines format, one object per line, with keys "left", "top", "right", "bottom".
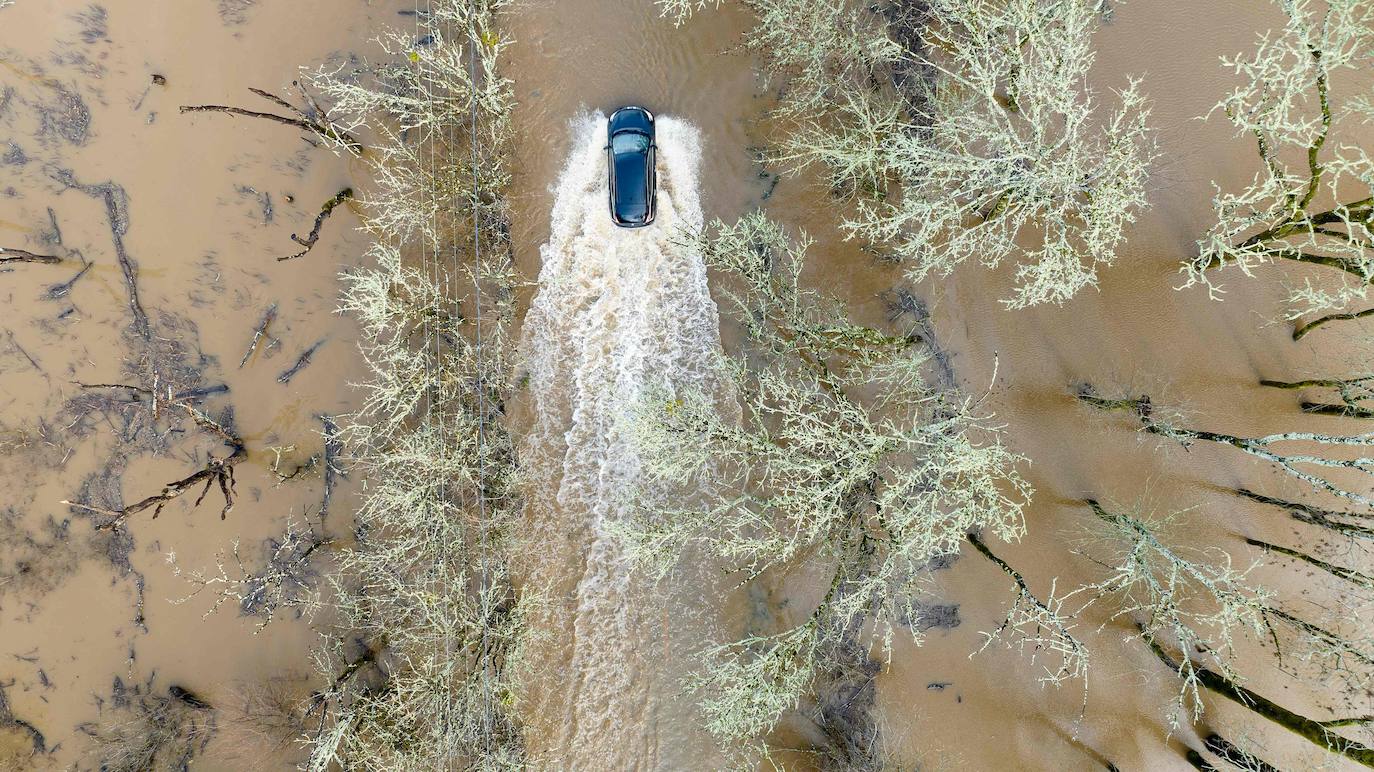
{"left": 179, "top": 88, "right": 359, "bottom": 150}
{"left": 45, "top": 257, "right": 91, "bottom": 300}
{"left": 98, "top": 184, "right": 148, "bottom": 340}
{"left": 277, "top": 339, "right": 324, "bottom": 384}
{"left": 238, "top": 303, "right": 277, "bottom": 368}
{"left": 4, "top": 329, "right": 41, "bottom": 373}
{"left": 0, "top": 248, "right": 61, "bottom": 265}
{"left": 278, "top": 188, "right": 353, "bottom": 262}
{"left": 74, "top": 382, "right": 227, "bottom": 405}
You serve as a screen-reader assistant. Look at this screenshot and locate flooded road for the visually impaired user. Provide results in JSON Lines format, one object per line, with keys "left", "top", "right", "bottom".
{"left": 517, "top": 112, "right": 732, "bottom": 769}
{"left": 0, "top": 0, "right": 1366, "bottom": 768}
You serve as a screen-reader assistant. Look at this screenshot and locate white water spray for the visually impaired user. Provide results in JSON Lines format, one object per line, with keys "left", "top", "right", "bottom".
{"left": 519, "top": 113, "right": 729, "bottom": 769}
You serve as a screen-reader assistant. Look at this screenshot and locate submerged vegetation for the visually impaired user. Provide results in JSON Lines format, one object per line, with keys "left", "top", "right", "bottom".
{"left": 647, "top": 0, "right": 1374, "bottom": 766}
{"left": 172, "top": 0, "right": 530, "bottom": 767}
{"left": 2, "top": 0, "right": 1373, "bottom": 768}
{"left": 297, "top": 2, "right": 528, "bottom": 768}
{"left": 665, "top": 0, "right": 1157, "bottom": 308}
{"left": 1184, "top": 0, "right": 1374, "bottom": 324}
{"left": 621, "top": 213, "right": 1029, "bottom": 746}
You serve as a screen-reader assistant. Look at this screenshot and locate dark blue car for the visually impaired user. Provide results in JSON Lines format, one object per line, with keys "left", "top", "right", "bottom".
{"left": 607, "top": 106, "right": 657, "bottom": 227}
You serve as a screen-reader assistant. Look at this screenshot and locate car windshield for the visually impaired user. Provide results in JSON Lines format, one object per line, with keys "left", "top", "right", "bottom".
{"left": 612, "top": 131, "right": 650, "bottom": 155}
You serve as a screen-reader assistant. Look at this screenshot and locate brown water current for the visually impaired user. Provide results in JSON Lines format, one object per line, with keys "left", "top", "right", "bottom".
{"left": 0, "top": 0, "right": 1371, "bottom": 769}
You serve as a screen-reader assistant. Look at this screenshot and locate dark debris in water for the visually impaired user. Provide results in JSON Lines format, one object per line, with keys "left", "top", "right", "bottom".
{"left": 82, "top": 674, "right": 217, "bottom": 771}
{"left": 0, "top": 507, "right": 82, "bottom": 602}
{"left": 2, "top": 142, "right": 27, "bottom": 166}
{"left": 909, "top": 601, "right": 961, "bottom": 631}
{"left": 235, "top": 184, "right": 275, "bottom": 223}
{"left": 72, "top": 4, "right": 109, "bottom": 45}
{"left": 881, "top": 286, "right": 958, "bottom": 389}
{"left": 35, "top": 82, "right": 92, "bottom": 147}
{"left": 216, "top": 0, "right": 258, "bottom": 26}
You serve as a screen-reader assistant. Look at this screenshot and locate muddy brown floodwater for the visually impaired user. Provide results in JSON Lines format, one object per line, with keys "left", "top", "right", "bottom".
{"left": 0, "top": 0, "right": 1368, "bottom": 769}
{"left": 0, "top": 1, "right": 395, "bottom": 768}
{"left": 507, "top": 0, "right": 1371, "bottom": 769}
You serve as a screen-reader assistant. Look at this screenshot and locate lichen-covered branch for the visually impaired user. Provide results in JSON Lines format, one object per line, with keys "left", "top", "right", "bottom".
{"left": 1079, "top": 386, "right": 1374, "bottom": 508}
{"left": 179, "top": 85, "right": 359, "bottom": 151}
{"left": 1142, "top": 628, "right": 1374, "bottom": 767}
{"left": 621, "top": 213, "right": 1028, "bottom": 745}
{"left": 1076, "top": 500, "right": 1272, "bottom": 730}
{"left": 1183, "top": 0, "right": 1374, "bottom": 319}
{"left": 967, "top": 532, "right": 1089, "bottom": 689}
{"left": 298, "top": 2, "right": 528, "bottom": 768}
{"left": 1261, "top": 373, "right": 1374, "bottom": 417}
{"left": 671, "top": 0, "right": 1156, "bottom": 307}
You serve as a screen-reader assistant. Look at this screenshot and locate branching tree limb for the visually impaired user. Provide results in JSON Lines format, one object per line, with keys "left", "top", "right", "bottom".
{"left": 1142, "top": 628, "right": 1374, "bottom": 767}
{"left": 966, "top": 532, "right": 1088, "bottom": 688}
{"left": 60, "top": 387, "right": 245, "bottom": 529}
{"left": 1261, "top": 373, "right": 1374, "bottom": 417}
{"left": 1079, "top": 385, "right": 1374, "bottom": 508}
{"left": 621, "top": 214, "right": 1028, "bottom": 744}
{"left": 1183, "top": 0, "right": 1374, "bottom": 321}
{"left": 179, "top": 85, "right": 359, "bottom": 151}
{"left": 278, "top": 188, "right": 353, "bottom": 262}
{"left": 1293, "top": 305, "right": 1374, "bottom": 340}
{"left": 1246, "top": 537, "right": 1374, "bottom": 592}
{"left": 1070, "top": 500, "right": 1272, "bottom": 729}
{"left": 1234, "top": 487, "right": 1374, "bottom": 541}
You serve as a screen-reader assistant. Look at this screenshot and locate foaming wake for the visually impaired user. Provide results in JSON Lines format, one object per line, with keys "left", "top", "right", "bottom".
{"left": 519, "top": 113, "right": 728, "bottom": 769}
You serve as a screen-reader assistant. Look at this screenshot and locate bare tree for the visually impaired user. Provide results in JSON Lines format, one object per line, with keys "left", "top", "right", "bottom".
{"left": 1074, "top": 500, "right": 1273, "bottom": 730}
{"left": 291, "top": 1, "right": 529, "bottom": 769}
{"left": 621, "top": 213, "right": 1029, "bottom": 746}
{"left": 169, "top": 517, "right": 331, "bottom": 630}
{"left": 661, "top": 0, "right": 1156, "bottom": 308}
{"left": 1183, "top": 0, "right": 1374, "bottom": 327}
{"left": 1070, "top": 400, "right": 1374, "bottom": 762}
{"left": 1058, "top": 500, "right": 1374, "bottom": 765}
